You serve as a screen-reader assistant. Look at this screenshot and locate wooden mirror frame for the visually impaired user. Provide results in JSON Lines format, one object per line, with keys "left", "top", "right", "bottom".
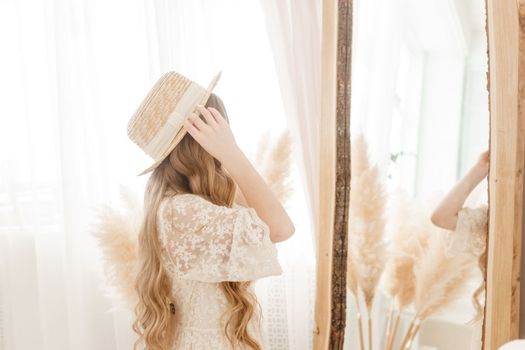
{"left": 315, "top": 0, "right": 525, "bottom": 349}
{"left": 315, "top": 0, "right": 351, "bottom": 349}
{"left": 483, "top": 0, "right": 525, "bottom": 349}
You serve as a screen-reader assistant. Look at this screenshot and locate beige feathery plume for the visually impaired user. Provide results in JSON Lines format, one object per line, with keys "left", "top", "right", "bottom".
{"left": 413, "top": 231, "right": 476, "bottom": 320}
{"left": 349, "top": 165, "right": 387, "bottom": 350}
{"left": 348, "top": 134, "right": 387, "bottom": 350}
{"left": 255, "top": 129, "right": 294, "bottom": 205}
{"left": 397, "top": 231, "right": 476, "bottom": 349}
{"left": 349, "top": 164, "right": 387, "bottom": 310}
{"left": 90, "top": 185, "right": 142, "bottom": 310}
{"left": 381, "top": 194, "right": 432, "bottom": 350}
{"left": 382, "top": 193, "right": 430, "bottom": 310}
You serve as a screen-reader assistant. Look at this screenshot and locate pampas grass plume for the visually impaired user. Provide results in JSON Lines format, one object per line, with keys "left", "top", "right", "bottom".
{"left": 254, "top": 129, "right": 294, "bottom": 205}
{"left": 90, "top": 185, "right": 142, "bottom": 310}
{"left": 348, "top": 133, "right": 387, "bottom": 311}
{"left": 414, "top": 232, "right": 476, "bottom": 320}
{"left": 349, "top": 164, "right": 387, "bottom": 310}
{"left": 382, "top": 192, "right": 430, "bottom": 309}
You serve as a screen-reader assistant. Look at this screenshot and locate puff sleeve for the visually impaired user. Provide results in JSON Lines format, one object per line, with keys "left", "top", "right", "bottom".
{"left": 445, "top": 204, "right": 488, "bottom": 257}
{"left": 157, "top": 193, "right": 283, "bottom": 282}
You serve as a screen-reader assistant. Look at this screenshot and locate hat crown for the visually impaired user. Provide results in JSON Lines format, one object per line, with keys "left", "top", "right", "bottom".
{"left": 127, "top": 72, "right": 201, "bottom": 156}
{"left": 126, "top": 70, "right": 222, "bottom": 176}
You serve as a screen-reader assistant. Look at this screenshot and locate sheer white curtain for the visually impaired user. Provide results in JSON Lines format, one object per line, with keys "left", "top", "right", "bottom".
{"left": 0, "top": 0, "right": 315, "bottom": 349}
{"left": 255, "top": 3, "right": 323, "bottom": 348}
{"left": 258, "top": 0, "right": 322, "bottom": 239}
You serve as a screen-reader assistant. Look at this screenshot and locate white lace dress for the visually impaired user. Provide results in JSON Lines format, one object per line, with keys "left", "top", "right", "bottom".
{"left": 156, "top": 191, "right": 283, "bottom": 350}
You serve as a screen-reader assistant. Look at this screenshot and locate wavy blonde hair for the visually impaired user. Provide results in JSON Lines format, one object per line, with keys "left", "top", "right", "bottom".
{"left": 467, "top": 207, "right": 489, "bottom": 325}
{"left": 132, "top": 93, "right": 262, "bottom": 350}
{"left": 469, "top": 250, "right": 486, "bottom": 324}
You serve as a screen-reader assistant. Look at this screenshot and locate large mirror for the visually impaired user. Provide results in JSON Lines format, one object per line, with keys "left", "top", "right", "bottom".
{"left": 343, "top": 0, "right": 490, "bottom": 349}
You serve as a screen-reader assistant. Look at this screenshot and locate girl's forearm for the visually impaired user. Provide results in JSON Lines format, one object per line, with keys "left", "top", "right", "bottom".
{"left": 431, "top": 162, "right": 487, "bottom": 230}
{"left": 222, "top": 148, "right": 295, "bottom": 242}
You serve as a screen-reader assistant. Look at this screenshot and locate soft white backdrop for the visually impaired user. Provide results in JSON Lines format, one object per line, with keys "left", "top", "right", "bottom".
{"left": 0, "top": 0, "right": 320, "bottom": 349}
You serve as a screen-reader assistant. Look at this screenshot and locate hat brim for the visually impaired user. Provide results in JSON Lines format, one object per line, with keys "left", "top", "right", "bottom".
{"left": 136, "top": 70, "right": 222, "bottom": 176}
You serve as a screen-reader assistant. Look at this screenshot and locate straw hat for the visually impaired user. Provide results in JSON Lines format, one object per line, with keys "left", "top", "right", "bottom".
{"left": 127, "top": 70, "right": 222, "bottom": 176}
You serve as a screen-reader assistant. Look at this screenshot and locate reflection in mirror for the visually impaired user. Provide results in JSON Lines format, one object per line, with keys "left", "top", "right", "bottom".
{"left": 344, "top": 0, "right": 489, "bottom": 349}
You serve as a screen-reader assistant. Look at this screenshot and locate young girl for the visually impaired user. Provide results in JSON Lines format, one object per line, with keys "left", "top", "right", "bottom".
{"left": 128, "top": 71, "right": 295, "bottom": 350}
{"left": 431, "top": 150, "right": 489, "bottom": 338}
{"left": 431, "top": 150, "right": 489, "bottom": 266}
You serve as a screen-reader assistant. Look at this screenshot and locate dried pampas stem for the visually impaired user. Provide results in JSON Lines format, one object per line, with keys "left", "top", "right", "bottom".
{"left": 383, "top": 301, "right": 397, "bottom": 350}
{"left": 368, "top": 315, "right": 373, "bottom": 350}
{"left": 403, "top": 322, "right": 421, "bottom": 350}
{"left": 397, "top": 316, "right": 419, "bottom": 350}
{"left": 356, "top": 306, "right": 366, "bottom": 350}
{"left": 386, "top": 311, "right": 401, "bottom": 350}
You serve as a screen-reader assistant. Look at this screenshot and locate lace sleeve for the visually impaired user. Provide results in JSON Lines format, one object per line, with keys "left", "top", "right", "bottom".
{"left": 445, "top": 204, "right": 488, "bottom": 257}
{"left": 157, "top": 193, "right": 283, "bottom": 282}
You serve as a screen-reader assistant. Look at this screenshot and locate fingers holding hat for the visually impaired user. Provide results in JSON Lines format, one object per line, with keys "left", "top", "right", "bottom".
{"left": 183, "top": 116, "right": 203, "bottom": 142}
{"left": 195, "top": 105, "right": 218, "bottom": 127}
{"left": 187, "top": 110, "right": 209, "bottom": 132}
{"left": 207, "top": 107, "right": 227, "bottom": 125}
{"left": 183, "top": 104, "right": 217, "bottom": 142}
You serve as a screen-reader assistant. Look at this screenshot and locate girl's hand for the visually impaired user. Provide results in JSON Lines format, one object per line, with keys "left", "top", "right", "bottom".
{"left": 475, "top": 149, "right": 489, "bottom": 176}
{"left": 183, "top": 104, "right": 241, "bottom": 163}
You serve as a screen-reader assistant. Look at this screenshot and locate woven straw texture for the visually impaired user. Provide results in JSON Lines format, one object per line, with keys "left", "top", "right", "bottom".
{"left": 127, "top": 72, "right": 192, "bottom": 148}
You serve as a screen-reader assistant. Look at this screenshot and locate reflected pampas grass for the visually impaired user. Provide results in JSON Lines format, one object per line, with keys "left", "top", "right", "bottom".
{"left": 348, "top": 133, "right": 387, "bottom": 350}
{"left": 347, "top": 252, "right": 365, "bottom": 350}
{"left": 398, "top": 232, "right": 475, "bottom": 349}
{"left": 347, "top": 135, "right": 481, "bottom": 350}
{"left": 414, "top": 234, "right": 475, "bottom": 320}
{"left": 380, "top": 193, "right": 478, "bottom": 349}
{"left": 381, "top": 193, "right": 430, "bottom": 350}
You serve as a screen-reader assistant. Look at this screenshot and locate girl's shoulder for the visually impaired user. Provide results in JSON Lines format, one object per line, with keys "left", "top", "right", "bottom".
{"left": 161, "top": 190, "right": 226, "bottom": 218}
{"left": 165, "top": 191, "right": 210, "bottom": 207}
{"left": 164, "top": 189, "right": 239, "bottom": 209}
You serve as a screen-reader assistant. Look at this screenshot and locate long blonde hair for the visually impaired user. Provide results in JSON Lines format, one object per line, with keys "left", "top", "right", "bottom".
{"left": 132, "top": 93, "right": 262, "bottom": 350}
